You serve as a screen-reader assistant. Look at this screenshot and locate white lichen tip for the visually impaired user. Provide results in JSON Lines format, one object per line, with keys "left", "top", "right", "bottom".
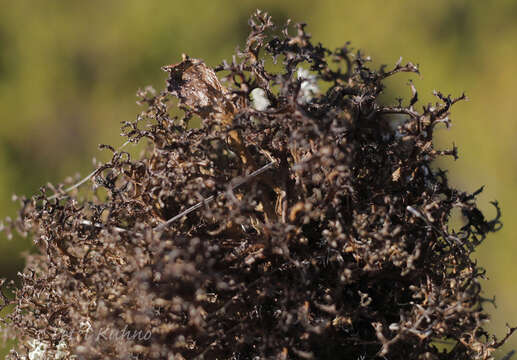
{"left": 296, "top": 67, "right": 319, "bottom": 104}
{"left": 27, "top": 339, "right": 48, "bottom": 360}
{"left": 250, "top": 88, "right": 270, "bottom": 111}
{"left": 26, "top": 338, "right": 75, "bottom": 360}
{"left": 55, "top": 340, "right": 72, "bottom": 359}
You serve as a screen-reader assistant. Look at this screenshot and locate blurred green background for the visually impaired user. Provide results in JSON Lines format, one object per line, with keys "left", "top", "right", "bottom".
{"left": 0, "top": 0, "right": 515, "bottom": 357}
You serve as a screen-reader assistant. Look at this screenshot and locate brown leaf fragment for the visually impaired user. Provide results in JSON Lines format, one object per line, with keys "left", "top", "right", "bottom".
{"left": 162, "top": 54, "right": 235, "bottom": 121}
{"left": 392, "top": 167, "right": 401, "bottom": 182}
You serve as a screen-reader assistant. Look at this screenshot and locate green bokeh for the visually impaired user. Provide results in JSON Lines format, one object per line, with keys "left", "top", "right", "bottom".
{"left": 1, "top": 0, "right": 515, "bottom": 357}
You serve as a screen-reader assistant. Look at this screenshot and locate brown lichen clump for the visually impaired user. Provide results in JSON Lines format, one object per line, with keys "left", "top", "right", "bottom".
{"left": 0, "top": 10, "right": 514, "bottom": 360}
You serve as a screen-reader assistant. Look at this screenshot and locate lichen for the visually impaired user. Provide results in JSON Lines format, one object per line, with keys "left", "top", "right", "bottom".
{"left": 1, "top": 9, "right": 514, "bottom": 360}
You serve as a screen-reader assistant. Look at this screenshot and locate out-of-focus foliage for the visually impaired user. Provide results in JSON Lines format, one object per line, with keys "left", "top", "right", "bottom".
{"left": 0, "top": 0, "right": 515, "bottom": 357}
